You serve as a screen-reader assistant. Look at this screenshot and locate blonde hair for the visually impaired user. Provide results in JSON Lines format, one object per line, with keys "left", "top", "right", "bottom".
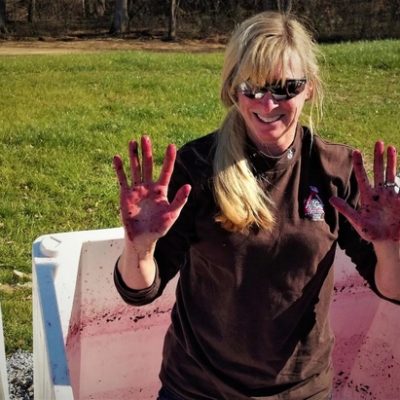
{"left": 214, "top": 11, "right": 324, "bottom": 233}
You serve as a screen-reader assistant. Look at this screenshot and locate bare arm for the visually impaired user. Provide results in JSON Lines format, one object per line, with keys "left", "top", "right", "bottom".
{"left": 113, "top": 136, "right": 191, "bottom": 290}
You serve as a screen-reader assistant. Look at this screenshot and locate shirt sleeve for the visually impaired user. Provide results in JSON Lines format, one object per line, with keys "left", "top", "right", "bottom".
{"left": 153, "top": 146, "right": 198, "bottom": 295}
{"left": 113, "top": 256, "right": 161, "bottom": 306}
{"left": 337, "top": 169, "right": 400, "bottom": 305}
{"left": 113, "top": 146, "right": 197, "bottom": 305}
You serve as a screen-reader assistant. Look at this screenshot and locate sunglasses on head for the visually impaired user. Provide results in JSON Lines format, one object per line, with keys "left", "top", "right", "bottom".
{"left": 238, "top": 79, "right": 307, "bottom": 101}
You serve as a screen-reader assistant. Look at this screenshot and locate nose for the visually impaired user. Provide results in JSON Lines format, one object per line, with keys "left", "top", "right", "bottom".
{"left": 258, "top": 92, "right": 278, "bottom": 110}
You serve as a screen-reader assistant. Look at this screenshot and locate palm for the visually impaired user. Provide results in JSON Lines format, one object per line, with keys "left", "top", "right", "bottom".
{"left": 355, "top": 183, "right": 400, "bottom": 242}
{"left": 331, "top": 141, "right": 400, "bottom": 242}
{"left": 121, "top": 182, "right": 176, "bottom": 241}
{"left": 113, "top": 136, "right": 191, "bottom": 244}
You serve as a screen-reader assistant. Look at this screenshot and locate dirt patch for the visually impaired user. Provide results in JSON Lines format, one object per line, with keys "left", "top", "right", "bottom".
{"left": 0, "top": 37, "right": 227, "bottom": 55}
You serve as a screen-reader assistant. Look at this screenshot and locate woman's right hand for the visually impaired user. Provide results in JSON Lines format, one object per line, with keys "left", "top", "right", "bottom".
{"left": 113, "top": 136, "right": 191, "bottom": 253}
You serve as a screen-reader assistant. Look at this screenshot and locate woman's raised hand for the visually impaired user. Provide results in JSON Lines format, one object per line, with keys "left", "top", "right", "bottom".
{"left": 330, "top": 141, "right": 400, "bottom": 243}
{"left": 113, "top": 136, "right": 191, "bottom": 248}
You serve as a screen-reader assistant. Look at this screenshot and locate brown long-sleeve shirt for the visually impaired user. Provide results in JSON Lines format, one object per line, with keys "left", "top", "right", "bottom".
{"left": 115, "top": 126, "right": 380, "bottom": 399}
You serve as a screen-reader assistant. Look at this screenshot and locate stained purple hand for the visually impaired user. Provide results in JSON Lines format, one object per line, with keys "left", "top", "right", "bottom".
{"left": 113, "top": 136, "right": 191, "bottom": 245}
{"left": 330, "top": 141, "right": 400, "bottom": 242}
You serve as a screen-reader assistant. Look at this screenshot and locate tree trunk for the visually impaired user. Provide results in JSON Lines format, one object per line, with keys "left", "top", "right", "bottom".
{"left": 226, "top": 0, "right": 239, "bottom": 19}
{"left": 277, "top": 0, "right": 293, "bottom": 13}
{"left": 86, "top": 0, "right": 106, "bottom": 17}
{"left": 0, "top": 0, "right": 7, "bottom": 33}
{"left": 167, "top": 0, "right": 178, "bottom": 40}
{"left": 96, "top": 0, "right": 106, "bottom": 17}
{"left": 261, "top": 0, "right": 292, "bottom": 12}
{"left": 28, "top": 0, "right": 36, "bottom": 23}
{"left": 110, "top": 0, "right": 129, "bottom": 34}
{"left": 261, "top": 0, "right": 278, "bottom": 11}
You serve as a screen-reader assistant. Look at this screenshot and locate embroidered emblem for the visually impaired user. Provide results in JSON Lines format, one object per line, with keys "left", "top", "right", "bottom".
{"left": 304, "top": 186, "right": 325, "bottom": 221}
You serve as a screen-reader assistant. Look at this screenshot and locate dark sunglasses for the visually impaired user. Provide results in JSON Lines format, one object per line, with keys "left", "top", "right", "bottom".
{"left": 238, "top": 79, "right": 307, "bottom": 101}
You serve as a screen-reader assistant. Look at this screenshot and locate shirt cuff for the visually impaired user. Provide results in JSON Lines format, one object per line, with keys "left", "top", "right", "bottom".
{"left": 113, "top": 256, "right": 161, "bottom": 305}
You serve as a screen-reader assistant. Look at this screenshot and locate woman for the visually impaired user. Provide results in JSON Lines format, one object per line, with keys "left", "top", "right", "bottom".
{"left": 113, "top": 11, "right": 400, "bottom": 400}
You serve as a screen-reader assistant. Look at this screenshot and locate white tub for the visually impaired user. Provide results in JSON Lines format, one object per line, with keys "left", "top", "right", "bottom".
{"left": 0, "top": 305, "right": 10, "bottom": 400}
{"left": 32, "top": 228, "right": 400, "bottom": 400}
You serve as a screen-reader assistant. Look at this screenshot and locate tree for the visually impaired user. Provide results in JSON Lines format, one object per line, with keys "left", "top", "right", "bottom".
{"left": 28, "top": 0, "right": 37, "bottom": 23}
{"left": 110, "top": 0, "right": 129, "bottom": 34}
{"left": 167, "top": 0, "right": 179, "bottom": 40}
{"left": 261, "top": 0, "right": 278, "bottom": 10}
{"left": 261, "top": 0, "right": 293, "bottom": 12}
{"left": 277, "top": 0, "right": 293, "bottom": 12}
{"left": 0, "top": 0, "right": 6, "bottom": 34}
{"left": 85, "top": 0, "right": 106, "bottom": 17}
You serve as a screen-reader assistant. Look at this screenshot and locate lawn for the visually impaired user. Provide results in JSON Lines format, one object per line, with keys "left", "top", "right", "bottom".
{"left": 0, "top": 39, "right": 399, "bottom": 353}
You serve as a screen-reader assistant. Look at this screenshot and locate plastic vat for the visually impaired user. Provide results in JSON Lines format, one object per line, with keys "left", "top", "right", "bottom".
{"left": 32, "top": 228, "right": 400, "bottom": 400}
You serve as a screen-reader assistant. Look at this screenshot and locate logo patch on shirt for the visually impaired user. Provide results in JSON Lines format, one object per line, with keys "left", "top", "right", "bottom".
{"left": 304, "top": 186, "right": 325, "bottom": 221}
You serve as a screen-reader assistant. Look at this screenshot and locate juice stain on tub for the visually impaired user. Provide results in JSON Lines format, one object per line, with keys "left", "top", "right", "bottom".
{"left": 333, "top": 334, "right": 400, "bottom": 399}
{"left": 65, "top": 298, "right": 173, "bottom": 400}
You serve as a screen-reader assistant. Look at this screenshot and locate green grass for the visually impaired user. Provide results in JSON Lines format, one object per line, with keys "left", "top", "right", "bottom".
{"left": 0, "top": 40, "right": 400, "bottom": 354}
{"left": 320, "top": 40, "right": 400, "bottom": 159}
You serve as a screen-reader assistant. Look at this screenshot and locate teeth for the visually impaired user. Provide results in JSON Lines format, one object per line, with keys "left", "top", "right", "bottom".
{"left": 255, "top": 113, "right": 281, "bottom": 123}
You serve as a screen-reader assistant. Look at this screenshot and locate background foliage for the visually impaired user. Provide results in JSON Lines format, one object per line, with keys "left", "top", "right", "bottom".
{"left": 1, "top": 0, "right": 400, "bottom": 41}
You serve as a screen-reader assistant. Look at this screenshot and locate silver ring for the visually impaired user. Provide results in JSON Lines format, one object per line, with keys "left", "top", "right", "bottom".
{"left": 384, "top": 182, "right": 396, "bottom": 188}
{"left": 384, "top": 176, "right": 400, "bottom": 194}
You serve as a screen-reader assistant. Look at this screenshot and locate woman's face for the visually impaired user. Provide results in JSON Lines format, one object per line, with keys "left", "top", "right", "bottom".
{"left": 237, "top": 57, "right": 311, "bottom": 156}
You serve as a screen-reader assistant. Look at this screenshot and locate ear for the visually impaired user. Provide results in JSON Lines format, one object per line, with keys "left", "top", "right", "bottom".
{"left": 305, "top": 82, "right": 313, "bottom": 101}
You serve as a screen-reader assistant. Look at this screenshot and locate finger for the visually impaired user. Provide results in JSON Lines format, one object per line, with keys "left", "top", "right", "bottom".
{"left": 113, "top": 155, "right": 129, "bottom": 190}
{"left": 129, "top": 140, "right": 141, "bottom": 185}
{"left": 329, "top": 196, "right": 362, "bottom": 229}
{"left": 158, "top": 144, "right": 176, "bottom": 186}
{"left": 169, "top": 184, "right": 192, "bottom": 214}
{"left": 386, "top": 145, "right": 397, "bottom": 183}
{"left": 373, "top": 141, "right": 385, "bottom": 187}
{"left": 352, "top": 150, "right": 371, "bottom": 198}
{"left": 141, "top": 135, "right": 153, "bottom": 183}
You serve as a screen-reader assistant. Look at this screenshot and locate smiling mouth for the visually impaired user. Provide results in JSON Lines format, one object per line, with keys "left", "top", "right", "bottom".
{"left": 254, "top": 113, "right": 282, "bottom": 123}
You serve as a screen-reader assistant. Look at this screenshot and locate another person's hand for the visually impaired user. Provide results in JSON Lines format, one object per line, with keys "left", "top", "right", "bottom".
{"left": 113, "top": 136, "right": 191, "bottom": 251}
{"left": 330, "top": 141, "right": 400, "bottom": 243}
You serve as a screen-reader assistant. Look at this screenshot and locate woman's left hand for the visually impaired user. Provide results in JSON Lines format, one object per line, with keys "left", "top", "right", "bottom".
{"left": 330, "top": 141, "right": 400, "bottom": 243}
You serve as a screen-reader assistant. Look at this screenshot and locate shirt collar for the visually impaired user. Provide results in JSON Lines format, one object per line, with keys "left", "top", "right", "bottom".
{"left": 245, "top": 124, "right": 303, "bottom": 175}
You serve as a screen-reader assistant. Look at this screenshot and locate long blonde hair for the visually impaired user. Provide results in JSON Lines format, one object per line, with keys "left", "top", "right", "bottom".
{"left": 214, "top": 11, "right": 323, "bottom": 233}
